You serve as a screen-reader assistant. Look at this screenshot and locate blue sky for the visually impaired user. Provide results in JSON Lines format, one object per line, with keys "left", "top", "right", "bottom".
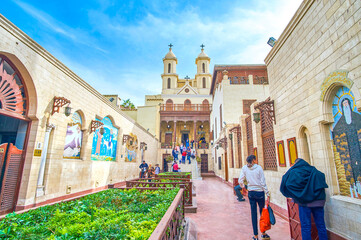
{"left": 1, "top": 0, "right": 303, "bottom": 106}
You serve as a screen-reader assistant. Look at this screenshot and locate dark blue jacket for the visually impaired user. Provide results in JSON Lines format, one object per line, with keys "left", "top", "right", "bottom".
{"left": 280, "top": 159, "right": 328, "bottom": 204}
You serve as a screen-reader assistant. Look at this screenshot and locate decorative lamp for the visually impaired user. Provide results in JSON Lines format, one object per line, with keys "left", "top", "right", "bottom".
{"left": 99, "top": 127, "right": 105, "bottom": 135}
{"left": 167, "top": 124, "right": 171, "bottom": 130}
{"left": 64, "top": 106, "right": 72, "bottom": 116}
{"left": 229, "top": 133, "right": 233, "bottom": 140}
{"left": 145, "top": 146, "right": 147, "bottom": 150}
{"left": 184, "top": 124, "right": 186, "bottom": 129}
{"left": 253, "top": 113, "right": 261, "bottom": 123}
{"left": 267, "top": 37, "right": 277, "bottom": 47}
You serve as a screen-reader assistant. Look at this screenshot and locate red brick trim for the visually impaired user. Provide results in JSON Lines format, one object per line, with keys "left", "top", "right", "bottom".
{"left": 269, "top": 202, "right": 288, "bottom": 221}
{"left": 327, "top": 231, "right": 347, "bottom": 240}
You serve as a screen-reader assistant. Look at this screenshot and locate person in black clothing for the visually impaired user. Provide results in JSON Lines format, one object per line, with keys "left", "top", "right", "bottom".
{"left": 139, "top": 160, "right": 148, "bottom": 178}
{"left": 280, "top": 158, "right": 328, "bottom": 240}
{"left": 163, "top": 158, "right": 168, "bottom": 172}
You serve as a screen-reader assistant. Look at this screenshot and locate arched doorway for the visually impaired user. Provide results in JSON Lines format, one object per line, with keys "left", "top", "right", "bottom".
{"left": 0, "top": 55, "right": 32, "bottom": 214}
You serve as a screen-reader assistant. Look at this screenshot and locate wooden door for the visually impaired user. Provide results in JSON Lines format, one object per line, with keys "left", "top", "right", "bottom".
{"left": 200, "top": 154, "right": 208, "bottom": 173}
{"left": 224, "top": 152, "right": 229, "bottom": 181}
{"left": 246, "top": 116, "right": 254, "bottom": 156}
{"left": 287, "top": 198, "right": 319, "bottom": 240}
{"left": 165, "top": 133, "right": 172, "bottom": 145}
{"left": 0, "top": 143, "right": 24, "bottom": 215}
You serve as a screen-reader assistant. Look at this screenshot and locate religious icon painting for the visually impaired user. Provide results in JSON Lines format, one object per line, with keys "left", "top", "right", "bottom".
{"left": 277, "top": 140, "right": 286, "bottom": 167}
{"left": 287, "top": 138, "right": 298, "bottom": 166}
{"left": 63, "top": 111, "right": 83, "bottom": 159}
{"left": 253, "top": 147, "right": 258, "bottom": 164}
{"left": 91, "top": 117, "right": 118, "bottom": 161}
{"left": 330, "top": 86, "right": 361, "bottom": 199}
{"left": 125, "top": 133, "right": 138, "bottom": 162}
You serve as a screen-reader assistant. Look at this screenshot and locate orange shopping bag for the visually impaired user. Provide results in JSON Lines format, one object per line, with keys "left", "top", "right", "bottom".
{"left": 259, "top": 204, "right": 271, "bottom": 232}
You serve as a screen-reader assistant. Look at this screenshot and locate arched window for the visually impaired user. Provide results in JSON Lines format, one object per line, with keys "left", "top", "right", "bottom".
{"left": 168, "top": 63, "right": 171, "bottom": 73}
{"left": 202, "top": 99, "right": 209, "bottom": 111}
{"left": 166, "top": 99, "right": 173, "bottom": 111}
{"left": 184, "top": 99, "right": 191, "bottom": 111}
{"left": 202, "top": 63, "right": 205, "bottom": 73}
{"left": 202, "top": 77, "right": 206, "bottom": 88}
{"left": 0, "top": 56, "right": 27, "bottom": 117}
{"left": 64, "top": 111, "right": 83, "bottom": 159}
{"left": 167, "top": 78, "right": 171, "bottom": 89}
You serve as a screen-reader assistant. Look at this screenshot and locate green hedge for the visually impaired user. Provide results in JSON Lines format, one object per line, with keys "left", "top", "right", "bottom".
{"left": 0, "top": 188, "right": 179, "bottom": 240}
{"left": 158, "top": 172, "right": 191, "bottom": 176}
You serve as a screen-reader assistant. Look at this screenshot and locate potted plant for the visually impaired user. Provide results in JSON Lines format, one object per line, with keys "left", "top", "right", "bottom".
{"left": 166, "top": 155, "right": 174, "bottom": 163}
{"left": 196, "top": 156, "right": 202, "bottom": 163}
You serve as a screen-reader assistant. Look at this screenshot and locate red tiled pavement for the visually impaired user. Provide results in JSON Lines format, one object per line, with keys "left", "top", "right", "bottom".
{"left": 186, "top": 177, "right": 291, "bottom": 240}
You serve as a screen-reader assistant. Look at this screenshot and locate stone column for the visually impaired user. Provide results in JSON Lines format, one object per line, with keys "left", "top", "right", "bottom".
{"left": 36, "top": 123, "right": 55, "bottom": 197}
{"left": 173, "top": 121, "right": 177, "bottom": 146}
{"left": 193, "top": 121, "right": 197, "bottom": 148}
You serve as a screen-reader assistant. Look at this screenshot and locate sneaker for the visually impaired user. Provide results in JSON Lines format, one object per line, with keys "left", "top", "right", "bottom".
{"left": 237, "top": 198, "right": 245, "bottom": 202}
{"left": 252, "top": 237, "right": 258, "bottom": 240}
{"left": 261, "top": 233, "right": 270, "bottom": 240}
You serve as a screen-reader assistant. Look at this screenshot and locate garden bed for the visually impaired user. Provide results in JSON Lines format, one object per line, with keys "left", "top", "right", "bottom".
{"left": 0, "top": 188, "right": 182, "bottom": 239}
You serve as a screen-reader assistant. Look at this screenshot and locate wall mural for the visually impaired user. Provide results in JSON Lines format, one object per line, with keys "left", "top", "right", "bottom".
{"left": 125, "top": 133, "right": 138, "bottom": 162}
{"left": 63, "top": 112, "right": 83, "bottom": 158}
{"left": 331, "top": 86, "right": 361, "bottom": 199}
{"left": 91, "top": 117, "right": 118, "bottom": 161}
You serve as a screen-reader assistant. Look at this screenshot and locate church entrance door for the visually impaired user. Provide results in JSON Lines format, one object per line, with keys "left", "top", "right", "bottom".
{"left": 200, "top": 154, "right": 208, "bottom": 173}
{"left": 0, "top": 115, "right": 28, "bottom": 215}
{"left": 181, "top": 133, "right": 189, "bottom": 145}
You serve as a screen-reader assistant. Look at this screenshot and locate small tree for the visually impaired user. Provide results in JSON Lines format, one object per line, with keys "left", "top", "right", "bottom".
{"left": 121, "top": 99, "right": 136, "bottom": 109}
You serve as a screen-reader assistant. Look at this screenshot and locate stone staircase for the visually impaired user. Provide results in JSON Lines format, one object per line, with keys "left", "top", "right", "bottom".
{"left": 177, "top": 159, "right": 201, "bottom": 180}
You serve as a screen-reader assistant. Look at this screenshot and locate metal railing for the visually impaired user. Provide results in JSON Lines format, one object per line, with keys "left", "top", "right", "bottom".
{"left": 160, "top": 104, "right": 212, "bottom": 112}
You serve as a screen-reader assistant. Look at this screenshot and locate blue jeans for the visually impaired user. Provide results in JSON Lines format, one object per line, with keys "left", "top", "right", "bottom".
{"left": 234, "top": 185, "right": 244, "bottom": 200}
{"left": 181, "top": 156, "right": 186, "bottom": 164}
{"left": 299, "top": 206, "right": 328, "bottom": 240}
{"left": 248, "top": 191, "right": 265, "bottom": 236}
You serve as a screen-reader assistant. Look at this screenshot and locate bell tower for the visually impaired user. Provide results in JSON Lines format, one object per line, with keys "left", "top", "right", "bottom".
{"left": 195, "top": 44, "right": 211, "bottom": 93}
{"left": 162, "top": 44, "right": 178, "bottom": 94}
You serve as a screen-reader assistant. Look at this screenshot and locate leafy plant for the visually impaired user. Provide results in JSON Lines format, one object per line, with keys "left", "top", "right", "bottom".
{"left": 0, "top": 188, "right": 178, "bottom": 239}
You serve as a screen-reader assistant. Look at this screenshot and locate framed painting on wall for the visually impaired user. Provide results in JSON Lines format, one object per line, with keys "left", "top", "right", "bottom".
{"left": 277, "top": 140, "right": 286, "bottom": 167}
{"left": 287, "top": 137, "right": 298, "bottom": 166}
{"left": 253, "top": 147, "right": 258, "bottom": 164}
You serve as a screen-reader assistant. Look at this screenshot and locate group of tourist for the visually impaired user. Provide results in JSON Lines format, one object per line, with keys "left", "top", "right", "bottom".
{"left": 138, "top": 160, "right": 160, "bottom": 181}
{"left": 172, "top": 141, "right": 196, "bottom": 164}
{"left": 235, "top": 155, "right": 328, "bottom": 240}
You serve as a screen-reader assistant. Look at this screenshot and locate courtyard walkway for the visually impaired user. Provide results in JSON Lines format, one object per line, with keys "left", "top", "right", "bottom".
{"left": 186, "top": 177, "right": 291, "bottom": 240}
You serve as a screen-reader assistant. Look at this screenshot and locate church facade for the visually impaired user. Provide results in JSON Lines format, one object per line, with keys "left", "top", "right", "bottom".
{"left": 129, "top": 46, "right": 213, "bottom": 171}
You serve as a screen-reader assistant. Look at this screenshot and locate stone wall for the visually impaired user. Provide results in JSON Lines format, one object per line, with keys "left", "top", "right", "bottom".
{"left": 0, "top": 14, "right": 159, "bottom": 208}
{"left": 264, "top": 0, "right": 361, "bottom": 238}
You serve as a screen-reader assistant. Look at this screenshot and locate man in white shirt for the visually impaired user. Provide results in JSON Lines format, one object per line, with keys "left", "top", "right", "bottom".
{"left": 238, "top": 155, "right": 270, "bottom": 240}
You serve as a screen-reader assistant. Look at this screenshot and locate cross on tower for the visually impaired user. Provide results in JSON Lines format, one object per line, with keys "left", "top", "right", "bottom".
{"left": 200, "top": 44, "right": 205, "bottom": 50}
{"left": 185, "top": 75, "right": 190, "bottom": 80}
{"left": 168, "top": 43, "right": 173, "bottom": 48}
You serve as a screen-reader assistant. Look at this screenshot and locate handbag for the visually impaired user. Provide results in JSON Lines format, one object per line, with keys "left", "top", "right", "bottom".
{"left": 259, "top": 204, "right": 271, "bottom": 232}
{"left": 268, "top": 205, "right": 276, "bottom": 225}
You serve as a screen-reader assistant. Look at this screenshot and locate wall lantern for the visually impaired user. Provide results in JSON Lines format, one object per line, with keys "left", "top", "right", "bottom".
{"left": 267, "top": 37, "right": 277, "bottom": 47}
{"left": 216, "top": 145, "right": 219, "bottom": 150}
{"left": 99, "top": 127, "right": 105, "bottom": 135}
{"left": 167, "top": 124, "right": 171, "bottom": 130}
{"left": 253, "top": 113, "right": 261, "bottom": 123}
{"left": 200, "top": 124, "right": 204, "bottom": 130}
{"left": 64, "top": 105, "right": 72, "bottom": 117}
{"left": 90, "top": 120, "right": 104, "bottom": 133}
{"left": 229, "top": 133, "right": 233, "bottom": 140}
{"left": 52, "top": 96, "right": 71, "bottom": 115}
{"left": 184, "top": 124, "right": 186, "bottom": 129}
